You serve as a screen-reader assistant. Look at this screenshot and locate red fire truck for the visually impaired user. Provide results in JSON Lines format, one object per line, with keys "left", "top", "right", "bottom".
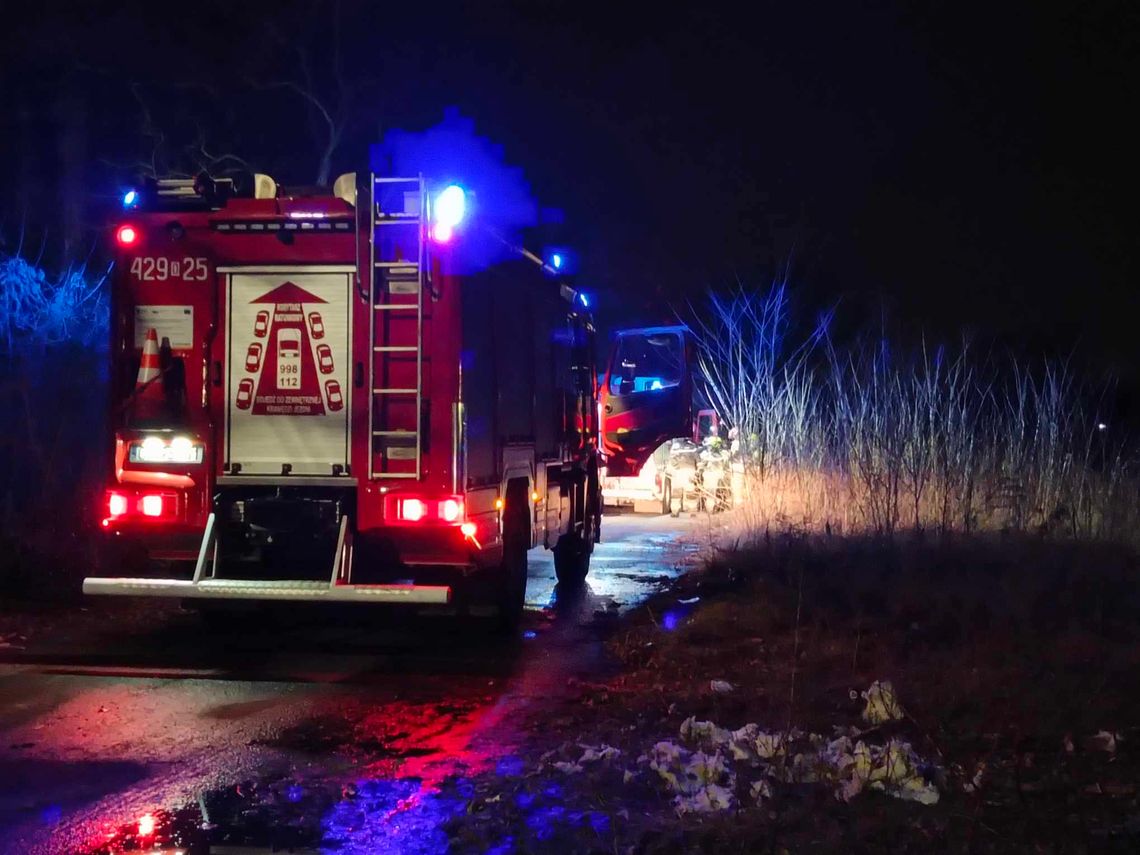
{"left": 83, "top": 172, "right": 691, "bottom": 626}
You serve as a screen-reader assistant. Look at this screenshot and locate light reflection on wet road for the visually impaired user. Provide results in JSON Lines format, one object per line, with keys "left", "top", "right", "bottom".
{"left": 0, "top": 512, "right": 705, "bottom": 854}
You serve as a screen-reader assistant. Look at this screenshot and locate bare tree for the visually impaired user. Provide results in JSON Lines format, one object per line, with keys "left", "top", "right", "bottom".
{"left": 255, "top": 1, "right": 351, "bottom": 185}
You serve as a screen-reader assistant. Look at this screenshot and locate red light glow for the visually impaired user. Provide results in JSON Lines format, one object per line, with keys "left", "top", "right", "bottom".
{"left": 137, "top": 813, "right": 156, "bottom": 837}
{"left": 141, "top": 494, "right": 164, "bottom": 517}
{"left": 400, "top": 498, "right": 426, "bottom": 522}
{"left": 440, "top": 498, "right": 462, "bottom": 522}
{"left": 108, "top": 492, "right": 128, "bottom": 517}
{"left": 116, "top": 225, "right": 139, "bottom": 246}
{"left": 431, "top": 223, "right": 453, "bottom": 243}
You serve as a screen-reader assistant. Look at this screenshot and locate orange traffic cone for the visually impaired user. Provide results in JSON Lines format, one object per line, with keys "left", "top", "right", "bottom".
{"left": 132, "top": 327, "right": 164, "bottom": 421}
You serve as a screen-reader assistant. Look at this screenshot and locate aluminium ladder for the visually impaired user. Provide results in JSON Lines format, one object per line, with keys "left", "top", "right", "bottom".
{"left": 368, "top": 175, "right": 427, "bottom": 480}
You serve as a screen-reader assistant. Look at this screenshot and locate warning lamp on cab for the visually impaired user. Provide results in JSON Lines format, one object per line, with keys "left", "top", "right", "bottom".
{"left": 545, "top": 248, "right": 575, "bottom": 274}
{"left": 115, "top": 225, "right": 139, "bottom": 247}
{"left": 431, "top": 184, "right": 466, "bottom": 243}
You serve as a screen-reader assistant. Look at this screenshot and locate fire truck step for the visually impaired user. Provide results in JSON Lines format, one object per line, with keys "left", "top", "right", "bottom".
{"left": 81, "top": 577, "right": 451, "bottom": 604}
{"left": 374, "top": 262, "right": 420, "bottom": 269}
{"left": 372, "top": 430, "right": 416, "bottom": 436}
{"left": 372, "top": 388, "right": 417, "bottom": 394}
{"left": 373, "top": 346, "right": 418, "bottom": 353}
{"left": 372, "top": 304, "right": 418, "bottom": 311}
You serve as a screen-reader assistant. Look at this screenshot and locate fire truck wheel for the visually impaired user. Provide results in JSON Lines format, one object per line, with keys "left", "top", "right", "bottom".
{"left": 496, "top": 483, "right": 530, "bottom": 631}
{"left": 553, "top": 533, "right": 590, "bottom": 586}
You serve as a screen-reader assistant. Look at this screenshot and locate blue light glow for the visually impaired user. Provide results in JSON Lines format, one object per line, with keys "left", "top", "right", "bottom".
{"left": 578, "top": 293, "right": 589, "bottom": 308}
{"left": 122, "top": 190, "right": 138, "bottom": 207}
{"left": 374, "top": 108, "right": 539, "bottom": 273}
{"left": 434, "top": 185, "right": 466, "bottom": 228}
{"left": 650, "top": 380, "right": 663, "bottom": 390}
{"left": 551, "top": 253, "right": 563, "bottom": 269}
{"left": 497, "top": 756, "right": 525, "bottom": 777}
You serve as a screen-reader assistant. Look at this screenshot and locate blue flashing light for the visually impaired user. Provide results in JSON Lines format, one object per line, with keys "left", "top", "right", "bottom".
{"left": 650, "top": 379, "right": 664, "bottom": 390}
{"left": 578, "top": 292, "right": 589, "bottom": 308}
{"left": 551, "top": 253, "right": 563, "bottom": 269}
{"left": 434, "top": 184, "right": 466, "bottom": 228}
{"left": 122, "top": 189, "right": 138, "bottom": 208}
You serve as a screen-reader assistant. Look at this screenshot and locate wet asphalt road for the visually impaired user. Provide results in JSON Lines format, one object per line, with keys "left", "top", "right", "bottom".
{"left": 0, "top": 513, "right": 703, "bottom": 854}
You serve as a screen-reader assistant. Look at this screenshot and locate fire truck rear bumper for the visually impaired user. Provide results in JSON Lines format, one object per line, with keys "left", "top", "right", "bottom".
{"left": 81, "top": 577, "right": 451, "bottom": 604}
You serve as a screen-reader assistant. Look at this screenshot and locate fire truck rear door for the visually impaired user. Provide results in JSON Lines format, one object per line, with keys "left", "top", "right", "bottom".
{"left": 222, "top": 266, "right": 353, "bottom": 476}
{"left": 599, "top": 325, "right": 693, "bottom": 477}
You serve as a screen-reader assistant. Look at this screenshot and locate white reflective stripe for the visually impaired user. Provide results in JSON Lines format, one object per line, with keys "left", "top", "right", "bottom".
{"left": 82, "top": 577, "right": 450, "bottom": 604}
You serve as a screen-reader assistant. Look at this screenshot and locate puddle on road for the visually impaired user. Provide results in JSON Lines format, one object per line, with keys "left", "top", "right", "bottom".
{"left": 80, "top": 762, "right": 608, "bottom": 854}
{"left": 74, "top": 618, "right": 621, "bottom": 854}
{"left": 79, "top": 692, "right": 513, "bottom": 854}
{"left": 75, "top": 521, "right": 705, "bottom": 853}
{"left": 78, "top": 726, "right": 587, "bottom": 853}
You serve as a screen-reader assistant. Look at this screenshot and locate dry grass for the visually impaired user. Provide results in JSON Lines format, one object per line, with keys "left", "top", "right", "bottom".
{"left": 690, "top": 283, "right": 1139, "bottom": 546}
{"left": 443, "top": 532, "right": 1140, "bottom": 852}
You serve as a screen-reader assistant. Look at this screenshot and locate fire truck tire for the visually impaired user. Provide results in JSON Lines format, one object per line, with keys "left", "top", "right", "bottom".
{"left": 495, "top": 481, "right": 530, "bottom": 631}
{"left": 553, "top": 534, "right": 590, "bottom": 585}
{"left": 556, "top": 463, "right": 599, "bottom": 585}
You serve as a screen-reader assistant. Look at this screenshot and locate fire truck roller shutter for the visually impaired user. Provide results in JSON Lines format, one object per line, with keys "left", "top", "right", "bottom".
{"left": 223, "top": 267, "right": 354, "bottom": 477}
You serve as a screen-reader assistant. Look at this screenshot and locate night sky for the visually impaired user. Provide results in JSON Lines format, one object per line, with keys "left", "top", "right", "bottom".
{"left": 1, "top": 1, "right": 1136, "bottom": 389}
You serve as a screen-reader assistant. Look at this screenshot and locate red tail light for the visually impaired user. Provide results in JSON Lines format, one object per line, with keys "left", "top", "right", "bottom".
{"left": 107, "top": 492, "right": 128, "bottom": 518}
{"left": 102, "top": 489, "right": 177, "bottom": 524}
{"left": 394, "top": 495, "right": 466, "bottom": 524}
{"left": 399, "top": 498, "right": 427, "bottom": 522}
